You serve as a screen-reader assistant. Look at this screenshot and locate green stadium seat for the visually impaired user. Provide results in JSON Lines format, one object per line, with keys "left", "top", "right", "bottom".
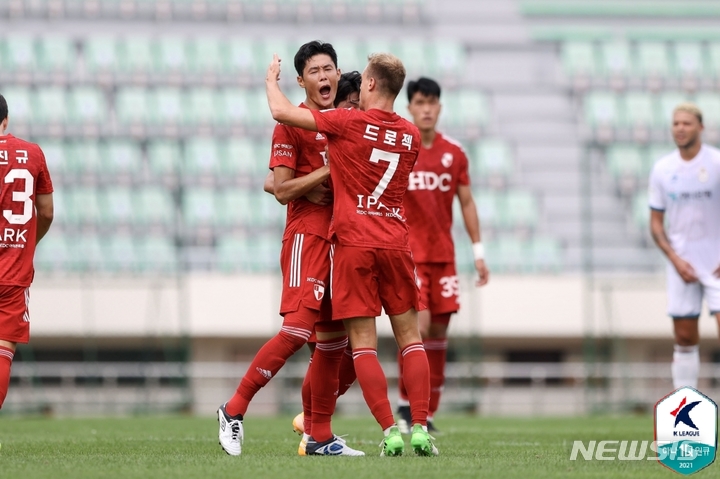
{"left": 149, "top": 88, "right": 183, "bottom": 125}
{"left": 137, "top": 236, "right": 177, "bottom": 272}
{"left": 187, "top": 37, "right": 224, "bottom": 73}
{"left": 255, "top": 190, "right": 285, "bottom": 228}
{"left": 103, "top": 235, "right": 138, "bottom": 272}
{"left": 708, "top": 43, "right": 720, "bottom": 78}
{"left": 154, "top": 37, "right": 188, "bottom": 72}
{"left": 599, "top": 41, "right": 631, "bottom": 77}
{"left": 39, "top": 140, "right": 71, "bottom": 177}
{"left": 216, "top": 234, "right": 280, "bottom": 272}
{"left": 67, "top": 87, "right": 108, "bottom": 124}
{"left": 621, "top": 92, "right": 654, "bottom": 128}
{"left": 68, "top": 234, "right": 104, "bottom": 271}
{"left": 182, "top": 188, "right": 220, "bottom": 227}
{"left": 1, "top": 36, "right": 36, "bottom": 71}
{"left": 103, "top": 140, "right": 142, "bottom": 175}
{"left": 473, "top": 190, "right": 500, "bottom": 227}
{"left": 0, "top": 86, "right": 32, "bottom": 123}
{"left": 673, "top": 42, "right": 705, "bottom": 78}
{"left": 183, "top": 138, "right": 222, "bottom": 178}
{"left": 429, "top": 40, "right": 466, "bottom": 77}
{"left": 695, "top": 92, "right": 720, "bottom": 129}
{"left": 187, "top": 88, "right": 219, "bottom": 125}
{"left": 216, "top": 89, "right": 253, "bottom": 126}
{"left": 584, "top": 91, "right": 620, "bottom": 126}
{"left": 223, "top": 138, "right": 266, "bottom": 177}
{"left": 442, "top": 90, "right": 489, "bottom": 129}
{"left": 363, "top": 39, "right": 393, "bottom": 58}
{"left": 529, "top": 237, "right": 562, "bottom": 272}
{"left": 606, "top": 145, "right": 644, "bottom": 178}
{"left": 34, "top": 233, "right": 72, "bottom": 271}
{"left": 33, "top": 87, "right": 67, "bottom": 124}
{"left": 645, "top": 144, "right": 674, "bottom": 172}
{"left": 501, "top": 190, "right": 538, "bottom": 228}
{"left": 260, "top": 39, "right": 295, "bottom": 74}
{"left": 134, "top": 187, "right": 176, "bottom": 227}
{"left": 67, "top": 140, "right": 102, "bottom": 176}
{"left": 115, "top": 87, "right": 150, "bottom": 125}
{"left": 217, "top": 190, "right": 255, "bottom": 227}
{"left": 487, "top": 236, "right": 528, "bottom": 273}
{"left": 36, "top": 36, "right": 76, "bottom": 73}
{"left": 147, "top": 140, "right": 181, "bottom": 177}
{"left": 396, "top": 39, "right": 427, "bottom": 75}
{"left": 330, "top": 39, "right": 363, "bottom": 72}
{"left": 657, "top": 92, "right": 689, "bottom": 125}
{"left": 224, "top": 38, "right": 256, "bottom": 74}
{"left": 66, "top": 187, "right": 102, "bottom": 226}
{"left": 84, "top": 36, "right": 120, "bottom": 72}
{"left": 561, "top": 41, "right": 598, "bottom": 77}
{"left": 474, "top": 139, "right": 513, "bottom": 177}
{"left": 633, "top": 192, "right": 650, "bottom": 229}
{"left": 215, "top": 236, "right": 246, "bottom": 272}
{"left": 101, "top": 187, "right": 134, "bottom": 226}
{"left": 118, "top": 37, "right": 154, "bottom": 73}
{"left": 634, "top": 42, "right": 671, "bottom": 77}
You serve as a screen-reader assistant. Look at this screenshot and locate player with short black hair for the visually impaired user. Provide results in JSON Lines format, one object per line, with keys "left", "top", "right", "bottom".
{"left": 0, "top": 93, "right": 55, "bottom": 418}
{"left": 266, "top": 52, "right": 438, "bottom": 457}
{"left": 395, "top": 77, "right": 489, "bottom": 434}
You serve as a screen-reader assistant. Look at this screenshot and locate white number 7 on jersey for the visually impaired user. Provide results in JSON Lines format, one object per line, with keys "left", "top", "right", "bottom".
{"left": 369, "top": 148, "right": 400, "bottom": 199}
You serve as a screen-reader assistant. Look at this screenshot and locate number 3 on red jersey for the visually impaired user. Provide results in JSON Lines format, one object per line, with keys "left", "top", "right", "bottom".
{"left": 3, "top": 169, "right": 34, "bottom": 225}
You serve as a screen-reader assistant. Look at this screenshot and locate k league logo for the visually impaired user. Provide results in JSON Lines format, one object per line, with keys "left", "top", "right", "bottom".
{"left": 654, "top": 386, "right": 718, "bottom": 475}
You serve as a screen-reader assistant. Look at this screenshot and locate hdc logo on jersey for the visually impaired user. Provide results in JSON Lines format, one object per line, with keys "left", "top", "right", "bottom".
{"left": 654, "top": 386, "right": 717, "bottom": 475}
{"left": 407, "top": 171, "right": 452, "bottom": 192}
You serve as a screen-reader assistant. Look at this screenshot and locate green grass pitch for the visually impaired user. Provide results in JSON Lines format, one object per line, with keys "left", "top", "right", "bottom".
{"left": 0, "top": 415, "right": 716, "bottom": 478}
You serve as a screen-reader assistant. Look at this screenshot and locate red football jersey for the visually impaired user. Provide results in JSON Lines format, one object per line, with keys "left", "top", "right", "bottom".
{"left": 0, "top": 134, "right": 54, "bottom": 287}
{"left": 269, "top": 104, "right": 332, "bottom": 241}
{"left": 311, "top": 108, "right": 421, "bottom": 250}
{"left": 403, "top": 132, "right": 470, "bottom": 263}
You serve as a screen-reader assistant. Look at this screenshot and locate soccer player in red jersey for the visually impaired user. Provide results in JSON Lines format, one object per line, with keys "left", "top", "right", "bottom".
{"left": 266, "top": 52, "right": 438, "bottom": 456}
{"left": 218, "top": 42, "right": 363, "bottom": 457}
{"left": 0, "top": 94, "right": 54, "bottom": 413}
{"left": 396, "top": 77, "right": 490, "bottom": 433}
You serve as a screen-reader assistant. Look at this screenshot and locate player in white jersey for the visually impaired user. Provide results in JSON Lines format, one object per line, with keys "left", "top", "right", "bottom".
{"left": 648, "top": 103, "right": 720, "bottom": 389}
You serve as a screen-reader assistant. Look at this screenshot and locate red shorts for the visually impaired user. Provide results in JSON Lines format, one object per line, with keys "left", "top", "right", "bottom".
{"left": 331, "top": 245, "right": 423, "bottom": 320}
{"left": 0, "top": 285, "right": 30, "bottom": 343}
{"left": 279, "top": 233, "right": 332, "bottom": 320}
{"left": 416, "top": 262, "right": 460, "bottom": 319}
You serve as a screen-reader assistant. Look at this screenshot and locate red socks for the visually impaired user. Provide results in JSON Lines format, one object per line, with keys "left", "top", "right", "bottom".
{"left": 401, "top": 342, "right": 430, "bottom": 426}
{"left": 352, "top": 348, "right": 394, "bottom": 430}
{"left": 424, "top": 339, "right": 448, "bottom": 415}
{"left": 337, "top": 345, "right": 356, "bottom": 397}
{"left": 396, "top": 349, "right": 408, "bottom": 402}
{"left": 310, "top": 336, "right": 347, "bottom": 441}
{"left": 301, "top": 357, "right": 312, "bottom": 434}
{"left": 226, "top": 329, "right": 307, "bottom": 417}
{"left": 0, "top": 346, "right": 14, "bottom": 409}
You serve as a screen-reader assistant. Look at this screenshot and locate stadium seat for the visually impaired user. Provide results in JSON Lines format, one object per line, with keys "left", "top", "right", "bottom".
{"left": 33, "top": 87, "right": 68, "bottom": 124}
{"left": 84, "top": 36, "right": 120, "bottom": 73}
{"left": 217, "top": 190, "right": 255, "bottom": 227}
{"left": 137, "top": 236, "right": 178, "bottom": 272}
{"left": 215, "top": 236, "right": 247, "bottom": 272}
{"left": 327, "top": 38, "right": 362, "bottom": 72}
{"left": 584, "top": 91, "right": 620, "bottom": 127}
{"left": 620, "top": 92, "right": 654, "bottom": 129}
{"left": 657, "top": 91, "right": 689, "bottom": 125}
{"left": 634, "top": 42, "right": 671, "bottom": 78}
{"left": 186, "top": 88, "right": 219, "bottom": 126}
{"left": 182, "top": 187, "right": 220, "bottom": 227}
{"left": 673, "top": 42, "right": 705, "bottom": 78}
{"left": 429, "top": 40, "right": 466, "bottom": 77}
{"left": 147, "top": 140, "right": 181, "bottom": 177}
{"left": 599, "top": 41, "right": 631, "bottom": 78}
{"left": 216, "top": 88, "right": 255, "bottom": 126}
{"left": 223, "top": 138, "right": 266, "bottom": 178}
{"left": 67, "top": 140, "right": 102, "bottom": 176}
{"left": 529, "top": 237, "right": 562, "bottom": 272}
{"left": 645, "top": 144, "right": 673, "bottom": 173}
{"left": 606, "top": 144, "right": 644, "bottom": 179}
{"left": 501, "top": 190, "right": 538, "bottom": 228}
{"left": 0, "top": 86, "right": 32, "bottom": 123}
{"left": 396, "top": 39, "right": 427, "bottom": 76}
{"left": 148, "top": 88, "right": 183, "bottom": 125}
{"left": 255, "top": 190, "right": 285, "bottom": 228}
{"left": 101, "top": 186, "right": 135, "bottom": 226}
{"left": 36, "top": 36, "right": 76, "bottom": 73}
{"left": 183, "top": 138, "right": 223, "bottom": 179}
{"left": 154, "top": 37, "right": 188, "bottom": 73}
{"left": 39, "top": 140, "right": 71, "bottom": 177}
{"left": 474, "top": 139, "right": 513, "bottom": 178}
{"left": 442, "top": 90, "right": 489, "bottom": 129}
{"left": 34, "top": 233, "right": 72, "bottom": 272}
{"left": 103, "top": 235, "right": 138, "bottom": 272}
{"left": 66, "top": 187, "right": 102, "bottom": 226}
{"left": 473, "top": 190, "right": 500, "bottom": 227}
{"left": 118, "top": 37, "right": 154, "bottom": 73}
{"left": 260, "top": 39, "right": 295, "bottom": 75}
{"left": 224, "top": 38, "right": 256, "bottom": 74}
{"left": 708, "top": 43, "right": 720, "bottom": 78}
{"left": 134, "top": 187, "right": 176, "bottom": 227}
{"left": 216, "top": 233, "right": 280, "bottom": 272}
{"left": 561, "top": 41, "right": 598, "bottom": 77}
{"left": 695, "top": 92, "right": 720, "bottom": 129}
{"left": 187, "top": 37, "right": 224, "bottom": 74}
{"left": 115, "top": 87, "right": 150, "bottom": 125}
{"left": 633, "top": 192, "right": 650, "bottom": 229}
{"left": 68, "top": 87, "right": 108, "bottom": 124}
{"left": 103, "top": 140, "right": 142, "bottom": 176}
{"left": 487, "top": 236, "right": 528, "bottom": 273}
{"left": 68, "top": 234, "right": 105, "bottom": 271}
{"left": 1, "top": 36, "right": 36, "bottom": 72}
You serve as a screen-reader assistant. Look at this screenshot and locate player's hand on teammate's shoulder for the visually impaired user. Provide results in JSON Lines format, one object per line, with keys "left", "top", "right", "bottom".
{"left": 673, "top": 257, "right": 698, "bottom": 283}
{"left": 267, "top": 53, "right": 282, "bottom": 83}
{"left": 305, "top": 182, "right": 333, "bottom": 206}
{"left": 475, "top": 259, "right": 489, "bottom": 287}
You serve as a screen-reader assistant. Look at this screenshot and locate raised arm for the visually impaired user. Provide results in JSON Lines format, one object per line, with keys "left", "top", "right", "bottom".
{"left": 266, "top": 54, "right": 318, "bottom": 131}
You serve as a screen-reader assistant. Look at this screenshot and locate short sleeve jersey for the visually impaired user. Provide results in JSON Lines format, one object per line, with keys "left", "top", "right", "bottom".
{"left": 311, "top": 108, "right": 421, "bottom": 250}
{"left": 269, "top": 104, "right": 332, "bottom": 241}
{"left": 0, "top": 134, "right": 54, "bottom": 287}
{"left": 403, "top": 132, "right": 470, "bottom": 263}
{"left": 648, "top": 144, "right": 720, "bottom": 272}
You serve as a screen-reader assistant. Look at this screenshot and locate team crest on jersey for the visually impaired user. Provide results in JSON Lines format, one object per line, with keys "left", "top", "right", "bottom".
{"left": 699, "top": 167, "right": 709, "bottom": 183}
{"left": 441, "top": 152, "right": 453, "bottom": 168}
{"left": 313, "top": 284, "right": 325, "bottom": 301}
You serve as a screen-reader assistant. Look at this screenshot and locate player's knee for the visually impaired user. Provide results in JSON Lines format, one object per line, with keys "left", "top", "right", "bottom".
{"left": 278, "top": 328, "right": 311, "bottom": 352}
